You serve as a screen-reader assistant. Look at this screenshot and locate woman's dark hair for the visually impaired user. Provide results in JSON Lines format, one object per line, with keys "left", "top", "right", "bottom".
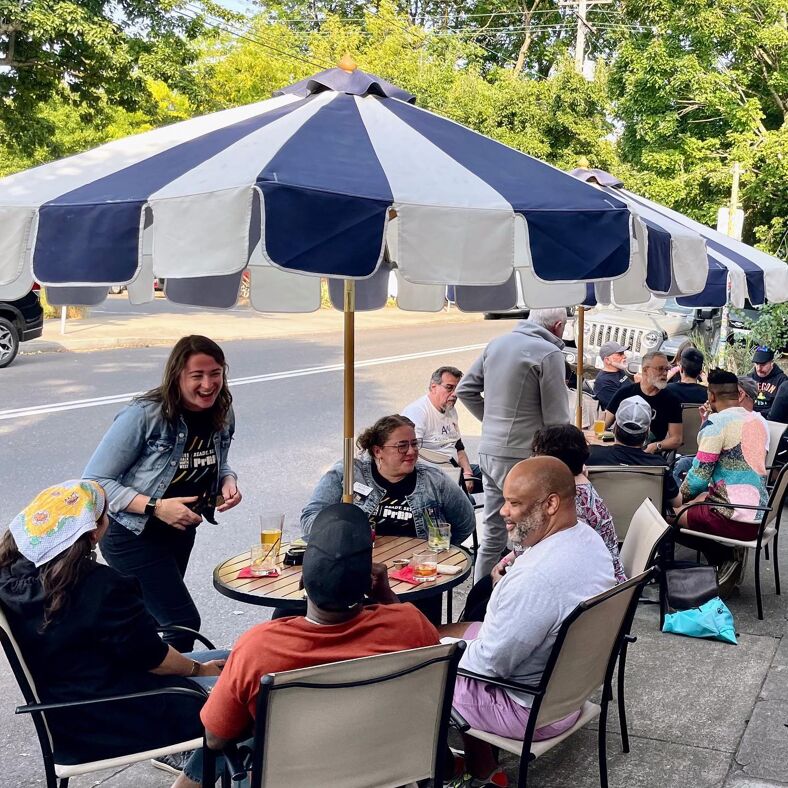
{"left": 139, "top": 335, "right": 232, "bottom": 431}
{"left": 0, "top": 530, "right": 95, "bottom": 631}
{"left": 356, "top": 415, "right": 415, "bottom": 453}
{"left": 531, "top": 424, "right": 589, "bottom": 476}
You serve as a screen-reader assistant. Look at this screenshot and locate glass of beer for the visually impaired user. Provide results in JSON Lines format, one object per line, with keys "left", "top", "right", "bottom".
{"left": 593, "top": 419, "right": 606, "bottom": 436}
{"left": 258, "top": 512, "right": 284, "bottom": 572}
{"left": 412, "top": 551, "right": 438, "bottom": 582}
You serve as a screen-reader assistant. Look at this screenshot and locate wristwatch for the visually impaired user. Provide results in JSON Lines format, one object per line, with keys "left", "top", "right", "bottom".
{"left": 188, "top": 659, "right": 201, "bottom": 677}
{"left": 656, "top": 442, "right": 663, "bottom": 452}
{"left": 144, "top": 497, "right": 159, "bottom": 516}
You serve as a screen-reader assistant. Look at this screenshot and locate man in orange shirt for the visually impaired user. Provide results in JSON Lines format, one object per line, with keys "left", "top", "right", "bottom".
{"left": 172, "top": 503, "right": 439, "bottom": 787}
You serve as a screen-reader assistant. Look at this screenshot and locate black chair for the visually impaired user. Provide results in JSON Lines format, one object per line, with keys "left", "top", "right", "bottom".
{"left": 452, "top": 570, "right": 654, "bottom": 788}
{"left": 0, "top": 606, "right": 213, "bottom": 788}
{"left": 203, "top": 642, "right": 464, "bottom": 788}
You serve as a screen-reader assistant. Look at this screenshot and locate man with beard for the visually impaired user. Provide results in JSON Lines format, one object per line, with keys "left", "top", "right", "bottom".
{"left": 604, "top": 350, "right": 683, "bottom": 453}
{"left": 440, "top": 457, "right": 616, "bottom": 787}
{"left": 593, "top": 341, "right": 630, "bottom": 411}
{"left": 749, "top": 347, "right": 787, "bottom": 417}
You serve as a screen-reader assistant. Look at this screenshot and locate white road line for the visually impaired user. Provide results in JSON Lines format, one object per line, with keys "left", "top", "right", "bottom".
{"left": 0, "top": 343, "right": 486, "bottom": 422}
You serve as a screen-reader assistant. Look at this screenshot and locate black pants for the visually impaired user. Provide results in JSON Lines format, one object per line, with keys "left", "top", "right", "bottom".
{"left": 101, "top": 518, "right": 200, "bottom": 651}
{"left": 461, "top": 575, "right": 494, "bottom": 622}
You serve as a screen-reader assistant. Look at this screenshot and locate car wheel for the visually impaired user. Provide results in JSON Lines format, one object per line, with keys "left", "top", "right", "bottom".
{"left": 109, "top": 285, "right": 124, "bottom": 295}
{"left": 0, "top": 317, "right": 20, "bottom": 368}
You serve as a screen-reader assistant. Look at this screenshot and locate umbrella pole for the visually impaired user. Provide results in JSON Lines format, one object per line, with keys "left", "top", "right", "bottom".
{"left": 342, "top": 279, "right": 356, "bottom": 503}
{"left": 575, "top": 306, "right": 585, "bottom": 429}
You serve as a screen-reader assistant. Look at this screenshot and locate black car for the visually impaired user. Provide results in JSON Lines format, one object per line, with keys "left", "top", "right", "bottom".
{"left": 0, "top": 291, "right": 44, "bottom": 368}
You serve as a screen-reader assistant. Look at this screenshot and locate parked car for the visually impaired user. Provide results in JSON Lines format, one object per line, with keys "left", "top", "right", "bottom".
{"left": 0, "top": 291, "right": 44, "bottom": 368}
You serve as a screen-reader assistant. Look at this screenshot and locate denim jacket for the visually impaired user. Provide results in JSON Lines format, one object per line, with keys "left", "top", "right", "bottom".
{"left": 83, "top": 398, "right": 236, "bottom": 535}
{"left": 300, "top": 458, "right": 475, "bottom": 543}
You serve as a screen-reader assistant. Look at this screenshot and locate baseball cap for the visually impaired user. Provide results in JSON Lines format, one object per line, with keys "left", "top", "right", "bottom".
{"left": 302, "top": 503, "right": 372, "bottom": 611}
{"left": 615, "top": 395, "right": 652, "bottom": 436}
{"left": 752, "top": 346, "right": 775, "bottom": 364}
{"left": 737, "top": 376, "right": 758, "bottom": 400}
{"left": 681, "top": 347, "right": 704, "bottom": 366}
{"left": 599, "top": 340, "right": 628, "bottom": 360}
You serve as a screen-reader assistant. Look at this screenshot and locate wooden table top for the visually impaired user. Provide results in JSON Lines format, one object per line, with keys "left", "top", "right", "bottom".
{"left": 213, "top": 535, "right": 473, "bottom": 610}
{"left": 583, "top": 428, "right": 613, "bottom": 447}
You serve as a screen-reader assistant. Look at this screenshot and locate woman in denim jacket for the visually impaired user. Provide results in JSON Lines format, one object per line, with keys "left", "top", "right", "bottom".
{"left": 84, "top": 336, "right": 241, "bottom": 651}
{"left": 301, "top": 414, "right": 475, "bottom": 545}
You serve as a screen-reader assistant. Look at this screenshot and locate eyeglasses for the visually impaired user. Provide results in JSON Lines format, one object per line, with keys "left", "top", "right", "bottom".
{"left": 383, "top": 439, "right": 422, "bottom": 454}
{"left": 645, "top": 366, "right": 671, "bottom": 374}
{"left": 434, "top": 382, "right": 457, "bottom": 393}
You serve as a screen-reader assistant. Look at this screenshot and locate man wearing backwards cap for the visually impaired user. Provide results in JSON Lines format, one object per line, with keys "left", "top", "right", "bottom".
{"left": 197, "top": 503, "right": 439, "bottom": 766}
{"left": 587, "top": 396, "right": 682, "bottom": 510}
{"left": 593, "top": 340, "right": 630, "bottom": 411}
{"left": 749, "top": 347, "right": 787, "bottom": 418}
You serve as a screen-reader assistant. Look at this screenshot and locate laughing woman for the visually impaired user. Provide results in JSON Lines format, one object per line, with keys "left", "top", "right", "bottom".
{"left": 84, "top": 335, "right": 242, "bottom": 651}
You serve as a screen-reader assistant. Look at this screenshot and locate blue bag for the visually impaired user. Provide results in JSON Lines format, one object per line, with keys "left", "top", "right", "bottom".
{"left": 662, "top": 596, "right": 737, "bottom": 645}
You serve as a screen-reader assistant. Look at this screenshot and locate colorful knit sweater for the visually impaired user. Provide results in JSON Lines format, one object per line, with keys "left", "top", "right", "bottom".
{"left": 680, "top": 407, "right": 768, "bottom": 521}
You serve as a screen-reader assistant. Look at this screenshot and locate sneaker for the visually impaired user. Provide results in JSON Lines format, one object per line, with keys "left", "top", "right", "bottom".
{"left": 444, "top": 768, "right": 509, "bottom": 788}
{"left": 151, "top": 751, "right": 190, "bottom": 775}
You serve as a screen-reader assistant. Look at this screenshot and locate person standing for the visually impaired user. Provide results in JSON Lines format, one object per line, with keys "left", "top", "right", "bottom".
{"left": 593, "top": 340, "right": 630, "bottom": 411}
{"left": 456, "top": 308, "right": 570, "bottom": 581}
{"left": 402, "top": 366, "right": 480, "bottom": 493}
{"left": 84, "top": 335, "right": 242, "bottom": 651}
{"left": 749, "top": 347, "right": 787, "bottom": 417}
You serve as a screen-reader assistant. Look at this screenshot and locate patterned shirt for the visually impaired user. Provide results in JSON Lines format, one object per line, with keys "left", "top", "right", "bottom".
{"left": 681, "top": 406, "right": 768, "bottom": 521}
{"left": 575, "top": 482, "right": 627, "bottom": 584}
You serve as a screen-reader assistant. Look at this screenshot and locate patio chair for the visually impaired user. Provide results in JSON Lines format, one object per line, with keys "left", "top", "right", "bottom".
{"left": 586, "top": 465, "right": 666, "bottom": 541}
{"left": 679, "top": 404, "right": 703, "bottom": 457}
{"left": 203, "top": 642, "right": 464, "bottom": 788}
{"left": 766, "top": 421, "right": 787, "bottom": 485}
{"left": 674, "top": 462, "right": 788, "bottom": 619}
{"left": 452, "top": 570, "right": 654, "bottom": 788}
{"left": 0, "top": 606, "right": 212, "bottom": 788}
{"left": 616, "top": 499, "right": 672, "bottom": 751}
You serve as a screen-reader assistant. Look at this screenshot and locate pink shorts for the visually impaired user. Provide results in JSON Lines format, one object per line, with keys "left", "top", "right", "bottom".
{"left": 454, "top": 623, "right": 580, "bottom": 741}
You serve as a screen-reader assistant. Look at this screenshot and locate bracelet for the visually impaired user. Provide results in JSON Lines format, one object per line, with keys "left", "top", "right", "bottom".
{"left": 188, "top": 659, "right": 200, "bottom": 677}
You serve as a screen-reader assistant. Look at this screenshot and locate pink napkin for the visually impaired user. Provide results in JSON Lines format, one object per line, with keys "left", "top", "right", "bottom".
{"left": 388, "top": 566, "right": 421, "bottom": 585}
{"left": 237, "top": 566, "right": 280, "bottom": 579}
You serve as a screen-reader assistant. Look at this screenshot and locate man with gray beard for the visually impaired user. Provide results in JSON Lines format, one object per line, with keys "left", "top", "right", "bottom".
{"left": 604, "top": 350, "right": 683, "bottom": 453}
{"left": 440, "top": 457, "right": 615, "bottom": 786}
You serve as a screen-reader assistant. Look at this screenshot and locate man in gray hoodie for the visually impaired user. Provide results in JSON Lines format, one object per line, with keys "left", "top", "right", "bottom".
{"left": 456, "top": 308, "right": 570, "bottom": 581}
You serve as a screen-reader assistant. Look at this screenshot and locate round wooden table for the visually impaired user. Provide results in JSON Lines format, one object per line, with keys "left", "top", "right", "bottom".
{"left": 213, "top": 535, "right": 473, "bottom": 613}
{"left": 584, "top": 428, "right": 613, "bottom": 447}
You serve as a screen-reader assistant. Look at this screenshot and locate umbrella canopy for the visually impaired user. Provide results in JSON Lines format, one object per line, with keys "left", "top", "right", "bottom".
{"left": 0, "top": 62, "right": 640, "bottom": 308}
{"left": 572, "top": 168, "right": 788, "bottom": 309}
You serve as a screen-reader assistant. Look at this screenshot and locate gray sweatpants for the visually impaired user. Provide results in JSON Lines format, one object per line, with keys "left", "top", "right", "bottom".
{"left": 475, "top": 453, "right": 524, "bottom": 583}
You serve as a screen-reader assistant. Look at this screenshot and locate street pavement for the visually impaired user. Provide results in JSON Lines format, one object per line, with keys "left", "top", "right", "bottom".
{"left": 2, "top": 302, "right": 788, "bottom": 787}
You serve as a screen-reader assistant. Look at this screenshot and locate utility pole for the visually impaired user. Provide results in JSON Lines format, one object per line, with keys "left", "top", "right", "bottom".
{"left": 559, "top": 0, "right": 612, "bottom": 74}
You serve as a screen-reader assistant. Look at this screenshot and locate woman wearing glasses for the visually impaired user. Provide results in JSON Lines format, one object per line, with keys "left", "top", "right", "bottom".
{"left": 301, "top": 414, "right": 475, "bottom": 545}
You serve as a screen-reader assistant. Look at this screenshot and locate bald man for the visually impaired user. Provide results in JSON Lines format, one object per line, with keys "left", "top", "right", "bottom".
{"left": 442, "top": 457, "right": 616, "bottom": 784}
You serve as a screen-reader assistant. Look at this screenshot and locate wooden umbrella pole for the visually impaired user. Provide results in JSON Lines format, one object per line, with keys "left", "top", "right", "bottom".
{"left": 575, "top": 306, "right": 585, "bottom": 429}
{"left": 342, "top": 279, "right": 356, "bottom": 503}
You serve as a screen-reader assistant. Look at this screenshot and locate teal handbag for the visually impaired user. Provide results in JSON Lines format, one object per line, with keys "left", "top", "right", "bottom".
{"left": 662, "top": 597, "right": 737, "bottom": 645}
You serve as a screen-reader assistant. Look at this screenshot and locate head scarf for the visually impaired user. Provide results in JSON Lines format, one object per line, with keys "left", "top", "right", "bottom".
{"left": 8, "top": 481, "right": 106, "bottom": 567}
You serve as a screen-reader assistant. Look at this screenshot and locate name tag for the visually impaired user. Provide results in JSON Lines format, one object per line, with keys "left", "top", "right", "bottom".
{"left": 353, "top": 482, "right": 373, "bottom": 497}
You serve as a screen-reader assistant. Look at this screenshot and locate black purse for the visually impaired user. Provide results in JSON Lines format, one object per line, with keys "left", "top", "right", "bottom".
{"left": 662, "top": 561, "right": 719, "bottom": 613}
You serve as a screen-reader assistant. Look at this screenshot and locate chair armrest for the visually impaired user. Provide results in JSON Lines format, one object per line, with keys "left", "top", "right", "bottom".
{"left": 457, "top": 668, "right": 542, "bottom": 698}
{"left": 157, "top": 625, "right": 217, "bottom": 650}
{"left": 674, "top": 500, "right": 770, "bottom": 523}
{"left": 450, "top": 707, "right": 470, "bottom": 732}
{"left": 16, "top": 685, "right": 208, "bottom": 716}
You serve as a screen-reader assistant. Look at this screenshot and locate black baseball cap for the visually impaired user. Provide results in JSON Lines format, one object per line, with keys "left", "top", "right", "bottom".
{"left": 752, "top": 346, "right": 775, "bottom": 364}
{"left": 302, "top": 503, "right": 372, "bottom": 611}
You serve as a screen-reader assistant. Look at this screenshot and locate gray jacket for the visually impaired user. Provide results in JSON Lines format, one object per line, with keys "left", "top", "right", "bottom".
{"left": 456, "top": 320, "right": 570, "bottom": 459}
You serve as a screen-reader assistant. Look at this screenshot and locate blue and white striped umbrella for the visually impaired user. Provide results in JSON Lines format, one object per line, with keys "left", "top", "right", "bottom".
{"left": 572, "top": 168, "right": 788, "bottom": 308}
{"left": 0, "top": 64, "right": 648, "bottom": 311}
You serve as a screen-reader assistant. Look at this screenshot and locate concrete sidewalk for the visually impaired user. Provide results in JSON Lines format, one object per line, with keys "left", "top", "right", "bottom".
{"left": 22, "top": 301, "right": 484, "bottom": 354}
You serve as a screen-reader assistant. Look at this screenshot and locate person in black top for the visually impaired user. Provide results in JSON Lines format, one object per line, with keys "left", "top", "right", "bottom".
{"left": 666, "top": 347, "right": 708, "bottom": 404}
{"left": 750, "top": 347, "right": 788, "bottom": 417}
{"left": 589, "top": 396, "right": 682, "bottom": 510}
{"left": 604, "top": 351, "right": 683, "bottom": 453}
{"left": 593, "top": 340, "right": 630, "bottom": 411}
{"left": 0, "top": 481, "right": 225, "bottom": 771}
{"left": 770, "top": 380, "right": 788, "bottom": 424}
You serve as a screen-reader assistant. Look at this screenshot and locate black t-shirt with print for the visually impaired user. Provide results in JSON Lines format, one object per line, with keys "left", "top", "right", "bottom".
{"left": 369, "top": 463, "right": 417, "bottom": 537}
{"left": 147, "top": 409, "right": 217, "bottom": 533}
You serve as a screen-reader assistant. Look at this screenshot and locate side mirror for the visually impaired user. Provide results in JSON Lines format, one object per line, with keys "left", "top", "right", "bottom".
{"left": 627, "top": 361, "right": 640, "bottom": 375}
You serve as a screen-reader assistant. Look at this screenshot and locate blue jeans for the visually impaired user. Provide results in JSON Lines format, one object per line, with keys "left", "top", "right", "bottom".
{"left": 672, "top": 455, "right": 695, "bottom": 488}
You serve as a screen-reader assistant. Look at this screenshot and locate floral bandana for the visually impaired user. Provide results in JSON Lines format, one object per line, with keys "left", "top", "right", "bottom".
{"left": 8, "top": 481, "right": 106, "bottom": 567}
